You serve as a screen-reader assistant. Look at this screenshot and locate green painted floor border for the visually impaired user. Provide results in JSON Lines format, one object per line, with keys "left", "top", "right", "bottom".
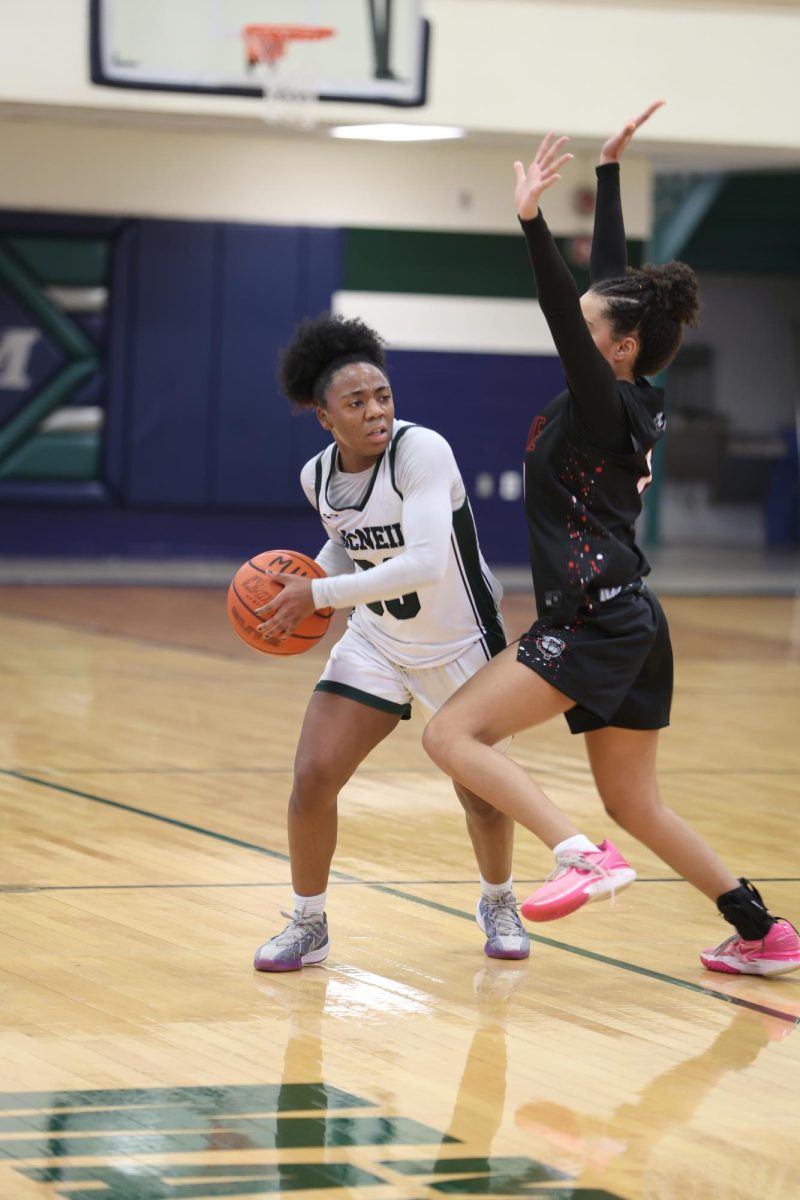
{"left": 2, "top": 766, "right": 798, "bottom": 1029}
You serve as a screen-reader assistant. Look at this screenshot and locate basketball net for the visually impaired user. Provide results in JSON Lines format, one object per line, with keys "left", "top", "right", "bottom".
{"left": 243, "top": 24, "right": 335, "bottom": 130}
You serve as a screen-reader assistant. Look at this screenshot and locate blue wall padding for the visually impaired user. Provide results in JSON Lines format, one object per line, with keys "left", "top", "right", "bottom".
{"left": 123, "top": 221, "right": 218, "bottom": 504}
{"left": 0, "top": 482, "right": 109, "bottom": 508}
{"left": 210, "top": 225, "right": 342, "bottom": 507}
{"left": 211, "top": 223, "right": 301, "bottom": 506}
{"left": 103, "top": 221, "right": 342, "bottom": 509}
{"left": 73, "top": 312, "right": 107, "bottom": 348}
{"left": 385, "top": 349, "right": 566, "bottom": 563}
{"left": 103, "top": 223, "right": 138, "bottom": 498}
{"left": 0, "top": 502, "right": 320, "bottom": 558}
{"left": 68, "top": 370, "right": 106, "bottom": 409}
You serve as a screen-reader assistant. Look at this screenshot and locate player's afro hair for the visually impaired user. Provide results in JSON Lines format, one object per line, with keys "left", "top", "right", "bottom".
{"left": 278, "top": 313, "right": 387, "bottom": 408}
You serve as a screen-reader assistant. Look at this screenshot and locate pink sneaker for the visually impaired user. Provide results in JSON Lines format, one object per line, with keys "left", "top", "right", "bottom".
{"left": 700, "top": 918, "right": 800, "bottom": 976}
{"left": 520, "top": 839, "right": 636, "bottom": 922}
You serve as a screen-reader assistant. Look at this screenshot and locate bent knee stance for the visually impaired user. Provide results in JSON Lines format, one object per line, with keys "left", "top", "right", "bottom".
{"left": 422, "top": 714, "right": 462, "bottom": 774}
{"left": 600, "top": 786, "right": 663, "bottom": 832}
{"left": 292, "top": 758, "right": 349, "bottom": 807}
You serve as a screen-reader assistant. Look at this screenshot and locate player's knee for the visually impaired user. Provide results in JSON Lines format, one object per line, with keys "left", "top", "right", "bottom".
{"left": 600, "top": 787, "right": 660, "bottom": 830}
{"left": 292, "top": 757, "right": 345, "bottom": 806}
{"left": 422, "top": 713, "right": 457, "bottom": 772}
{"left": 599, "top": 792, "right": 632, "bottom": 827}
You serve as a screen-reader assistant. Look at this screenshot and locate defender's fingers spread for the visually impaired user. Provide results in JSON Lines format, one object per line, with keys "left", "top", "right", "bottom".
{"left": 542, "top": 135, "right": 570, "bottom": 168}
{"left": 536, "top": 131, "right": 554, "bottom": 160}
{"left": 549, "top": 153, "right": 573, "bottom": 174}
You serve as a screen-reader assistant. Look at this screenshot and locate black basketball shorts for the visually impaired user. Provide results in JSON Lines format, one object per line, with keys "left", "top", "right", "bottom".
{"left": 516, "top": 586, "right": 673, "bottom": 733}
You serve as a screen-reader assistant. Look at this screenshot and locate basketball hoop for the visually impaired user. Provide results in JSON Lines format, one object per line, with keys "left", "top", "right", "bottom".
{"left": 243, "top": 24, "right": 335, "bottom": 129}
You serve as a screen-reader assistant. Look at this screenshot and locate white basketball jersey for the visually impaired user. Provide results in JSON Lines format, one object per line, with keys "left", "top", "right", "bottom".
{"left": 301, "top": 421, "right": 505, "bottom": 669}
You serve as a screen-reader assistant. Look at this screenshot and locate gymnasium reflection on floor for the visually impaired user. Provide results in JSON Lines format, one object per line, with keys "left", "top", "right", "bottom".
{"left": 4, "top": 954, "right": 797, "bottom": 1200}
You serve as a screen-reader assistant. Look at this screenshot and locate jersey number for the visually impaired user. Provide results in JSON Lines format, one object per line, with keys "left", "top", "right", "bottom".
{"left": 353, "top": 558, "right": 421, "bottom": 621}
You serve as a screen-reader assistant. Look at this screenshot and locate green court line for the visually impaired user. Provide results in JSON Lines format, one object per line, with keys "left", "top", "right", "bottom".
{"left": 3, "top": 877, "right": 799, "bottom": 894}
{"left": 372, "top": 883, "right": 800, "bottom": 1028}
{"left": 0, "top": 768, "right": 359, "bottom": 881}
{"left": 2, "top": 766, "right": 798, "bottom": 1029}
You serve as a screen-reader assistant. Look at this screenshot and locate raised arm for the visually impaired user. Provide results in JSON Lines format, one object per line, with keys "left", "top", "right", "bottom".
{"left": 590, "top": 101, "right": 665, "bottom": 284}
{"left": 515, "top": 135, "right": 621, "bottom": 432}
{"left": 590, "top": 163, "right": 626, "bottom": 284}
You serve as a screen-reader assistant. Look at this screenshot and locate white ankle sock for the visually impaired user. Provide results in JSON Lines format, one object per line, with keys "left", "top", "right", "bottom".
{"left": 553, "top": 834, "right": 598, "bottom": 857}
{"left": 293, "top": 890, "right": 326, "bottom": 917}
{"left": 480, "top": 874, "right": 513, "bottom": 900}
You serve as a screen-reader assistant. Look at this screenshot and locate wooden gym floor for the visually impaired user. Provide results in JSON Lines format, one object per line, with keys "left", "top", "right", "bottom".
{"left": 1, "top": 586, "right": 799, "bottom": 1200}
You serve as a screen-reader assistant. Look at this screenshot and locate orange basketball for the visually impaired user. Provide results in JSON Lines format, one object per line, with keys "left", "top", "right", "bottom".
{"left": 226, "top": 549, "right": 333, "bottom": 656}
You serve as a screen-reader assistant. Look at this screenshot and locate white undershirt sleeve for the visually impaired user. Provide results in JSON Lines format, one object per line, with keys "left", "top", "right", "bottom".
{"left": 310, "top": 428, "right": 458, "bottom": 611}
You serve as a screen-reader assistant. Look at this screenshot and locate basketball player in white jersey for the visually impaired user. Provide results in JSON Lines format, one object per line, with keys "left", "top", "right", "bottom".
{"left": 252, "top": 313, "right": 528, "bottom": 971}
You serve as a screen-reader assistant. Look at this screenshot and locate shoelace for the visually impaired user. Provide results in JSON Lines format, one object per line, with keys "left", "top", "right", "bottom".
{"left": 485, "top": 893, "right": 523, "bottom": 937}
{"left": 712, "top": 932, "right": 745, "bottom": 953}
{"left": 711, "top": 923, "right": 798, "bottom": 955}
{"left": 546, "top": 851, "right": 610, "bottom": 882}
{"left": 545, "top": 850, "right": 627, "bottom": 907}
{"left": 271, "top": 909, "right": 325, "bottom": 947}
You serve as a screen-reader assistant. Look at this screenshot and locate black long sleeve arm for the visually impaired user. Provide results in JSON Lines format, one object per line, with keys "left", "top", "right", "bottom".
{"left": 520, "top": 211, "right": 623, "bottom": 436}
{"left": 590, "top": 162, "right": 628, "bottom": 284}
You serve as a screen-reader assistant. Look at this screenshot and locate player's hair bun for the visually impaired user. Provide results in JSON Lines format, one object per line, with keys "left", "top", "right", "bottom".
{"left": 592, "top": 259, "right": 700, "bottom": 375}
{"left": 638, "top": 261, "right": 700, "bottom": 328}
{"left": 278, "top": 313, "right": 386, "bottom": 407}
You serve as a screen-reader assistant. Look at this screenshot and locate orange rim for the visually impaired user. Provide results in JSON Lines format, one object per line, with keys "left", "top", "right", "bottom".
{"left": 244, "top": 24, "right": 335, "bottom": 66}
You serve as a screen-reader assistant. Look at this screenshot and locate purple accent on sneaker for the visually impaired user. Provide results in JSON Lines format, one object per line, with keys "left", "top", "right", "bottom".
{"left": 484, "top": 943, "right": 530, "bottom": 961}
{"left": 476, "top": 894, "right": 530, "bottom": 960}
{"left": 253, "top": 953, "right": 302, "bottom": 973}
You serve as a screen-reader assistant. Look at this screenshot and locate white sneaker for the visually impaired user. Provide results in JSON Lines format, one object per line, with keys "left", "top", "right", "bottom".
{"left": 253, "top": 911, "right": 329, "bottom": 972}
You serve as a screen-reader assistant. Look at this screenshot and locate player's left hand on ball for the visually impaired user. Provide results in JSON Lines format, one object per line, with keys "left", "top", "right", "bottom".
{"left": 256, "top": 574, "right": 316, "bottom": 639}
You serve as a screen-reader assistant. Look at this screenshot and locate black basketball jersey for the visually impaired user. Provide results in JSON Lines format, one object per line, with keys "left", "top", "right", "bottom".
{"left": 523, "top": 378, "right": 665, "bottom": 623}
{"left": 519, "top": 162, "right": 666, "bottom": 625}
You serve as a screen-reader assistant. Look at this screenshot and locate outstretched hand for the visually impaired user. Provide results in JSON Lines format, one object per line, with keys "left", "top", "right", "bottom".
{"left": 514, "top": 133, "right": 573, "bottom": 222}
{"left": 599, "top": 100, "right": 665, "bottom": 165}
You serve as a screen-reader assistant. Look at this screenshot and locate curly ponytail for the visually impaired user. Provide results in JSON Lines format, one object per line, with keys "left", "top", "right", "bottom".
{"left": 591, "top": 260, "right": 700, "bottom": 376}
{"left": 278, "top": 313, "right": 387, "bottom": 408}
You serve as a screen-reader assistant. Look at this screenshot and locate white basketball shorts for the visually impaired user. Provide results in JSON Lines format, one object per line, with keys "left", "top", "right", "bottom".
{"left": 314, "top": 624, "right": 500, "bottom": 724}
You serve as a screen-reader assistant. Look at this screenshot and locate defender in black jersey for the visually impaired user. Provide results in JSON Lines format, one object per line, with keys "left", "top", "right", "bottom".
{"left": 426, "top": 105, "right": 800, "bottom": 977}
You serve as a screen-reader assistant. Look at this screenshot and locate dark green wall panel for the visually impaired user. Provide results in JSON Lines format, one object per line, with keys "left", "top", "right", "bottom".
{"left": 681, "top": 173, "right": 800, "bottom": 273}
{"left": 344, "top": 228, "right": 534, "bottom": 298}
{"left": 343, "top": 228, "right": 644, "bottom": 298}
{"left": 6, "top": 236, "right": 110, "bottom": 286}
{"left": 0, "top": 431, "right": 101, "bottom": 480}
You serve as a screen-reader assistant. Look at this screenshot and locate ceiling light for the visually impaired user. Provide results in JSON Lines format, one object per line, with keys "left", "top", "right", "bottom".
{"left": 329, "top": 123, "right": 466, "bottom": 142}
